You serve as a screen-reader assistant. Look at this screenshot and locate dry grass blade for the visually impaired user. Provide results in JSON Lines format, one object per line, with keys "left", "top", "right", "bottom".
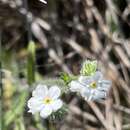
{"left": 87, "top": 102, "right": 115, "bottom": 130}
{"left": 69, "top": 104, "right": 98, "bottom": 123}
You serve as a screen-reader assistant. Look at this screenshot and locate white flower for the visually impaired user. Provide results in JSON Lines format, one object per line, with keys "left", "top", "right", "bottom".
{"left": 27, "top": 84, "right": 63, "bottom": 118}
{"left": 69, "top": 71, "right": 111, "bottom": 101}
{"left": 39, "top": 0, "right": 47, "bottom": 4}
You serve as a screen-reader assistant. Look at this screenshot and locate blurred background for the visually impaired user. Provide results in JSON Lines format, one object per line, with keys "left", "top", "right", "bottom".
{"left": 0, "top": 0, "right": 130, "bottom": 130}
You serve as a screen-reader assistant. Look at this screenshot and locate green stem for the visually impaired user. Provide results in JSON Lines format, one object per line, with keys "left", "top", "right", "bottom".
{"left": 49, "top": 121, "right": 56, "bottom": 130}
{"left": 34, "top": 114, "right": 46, "bottom": 130}
{"left": 15, "top": 117, "right": 26, "bottom": 130}
{"left": 0, "top": 29, "right": 4, "bottom": 130}
{"left": 27, "top": 41, "right": 36, "bottom": 85}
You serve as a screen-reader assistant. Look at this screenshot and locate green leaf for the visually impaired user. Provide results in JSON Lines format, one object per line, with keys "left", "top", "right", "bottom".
{"left": 48, "top": 104, "right": 68, "bottom": 122}
{"left": 4, "top": 91, "right": 28, "bottom": 126}
{"left": 80, "top": 60, "right": 97, "bottom": 76}
{"left": 60, "top": 72, "right": 77, "bottom": 85}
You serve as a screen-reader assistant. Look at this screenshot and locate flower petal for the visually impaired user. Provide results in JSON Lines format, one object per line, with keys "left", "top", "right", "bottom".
{"left": 69, "top": 80, "right": 85, "bottom": 92}
{"left": 81, "top": 87, "right": 91, "bottom": 101}
{"left": 78, "top": 76, "right": 92, "bottom": 85}
{"left": 92, "top": 71, "right": 103, "bottom": 81}
{"left": 92, "top": 91, "right": 107, "bottom": 101}
{"left": 27, "top": 97, "right": 44, "bottom": 113}
{"left": 51, "top": 99, "right": 63, "bottom": 112}
{"left": 40, "top": 106, "right": 52, "bottom": 118}
{"left": 98, "top": 80, "right": 111, "bottom": 91}
{"left": 48, "top": 86, "right": 61, "bottom": 99}
{"left": 32, "top": 84, "right": 48, "bottom": 98}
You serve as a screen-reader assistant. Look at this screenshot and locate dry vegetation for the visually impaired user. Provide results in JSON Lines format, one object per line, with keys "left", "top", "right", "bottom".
{"left": 0, "top": 0, "right": 130, "bottom": 130}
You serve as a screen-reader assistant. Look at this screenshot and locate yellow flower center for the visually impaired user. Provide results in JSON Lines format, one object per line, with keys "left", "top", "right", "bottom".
{"left": 90, "top": 81, "right": 97, "bottom": 89}
{"left": 43, "top": 97, "right": 53, "bottom": 104}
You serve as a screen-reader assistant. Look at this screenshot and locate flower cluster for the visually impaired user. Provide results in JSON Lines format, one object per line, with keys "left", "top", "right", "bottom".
{"left": 27, "top": 60, "right": 111, "bottom": 119}
{"left": 69, "top": 60, "right": 111, "bottom": 101}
